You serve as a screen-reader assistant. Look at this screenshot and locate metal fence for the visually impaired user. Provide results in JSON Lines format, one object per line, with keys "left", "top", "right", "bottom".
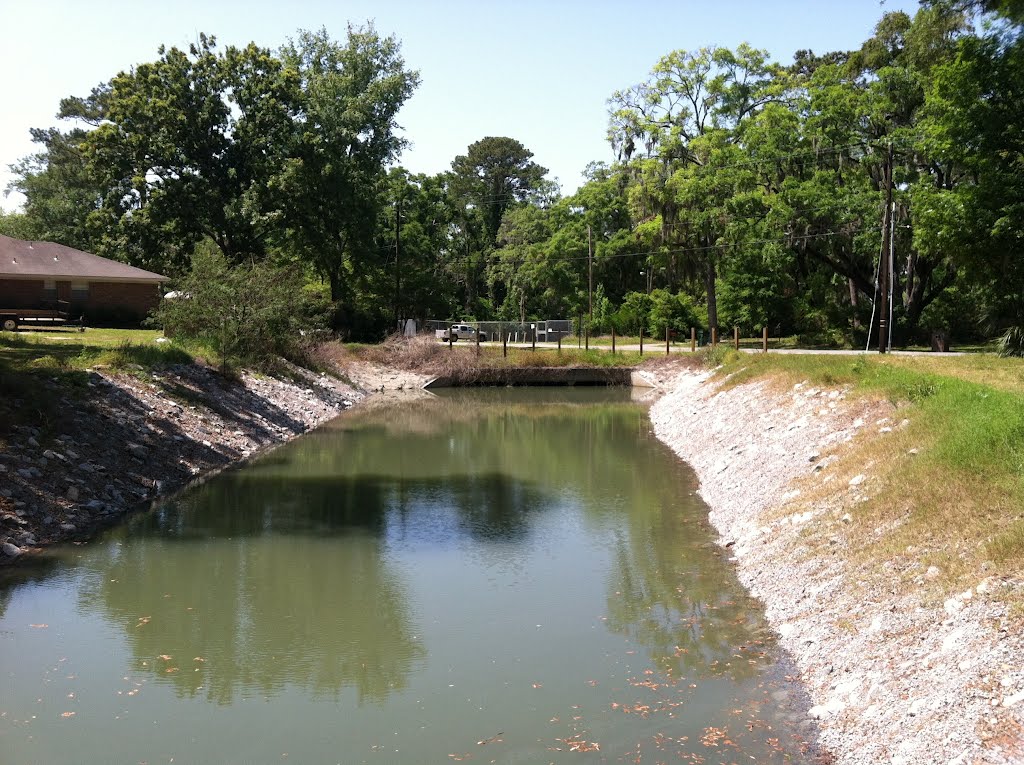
{"left": 423, "top": 319, "right": 572, "bottom": 342}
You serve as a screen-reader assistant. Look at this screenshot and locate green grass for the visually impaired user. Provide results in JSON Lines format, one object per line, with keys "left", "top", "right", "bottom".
{"left": 0, "top": 327, "right": 197, "bottom": 436}
{"left": 710, "top": 351, "right": 1024, "bottom": 596}
{"left": 580, "top": 335, "right": 788, "bottom": 350}
{"left": 0, "top": 327, "right": 194, "bottom": 372}
{"left": 501, "top": 347, "right": 644, "bottom": 367}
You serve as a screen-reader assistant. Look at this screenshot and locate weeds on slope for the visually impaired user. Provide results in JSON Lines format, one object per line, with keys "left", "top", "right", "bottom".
{"left": 351, "top": 334, "right": 643, "bottom": 379}
{"left": 708, "top": 351, "right": 1024, "bottom": 604}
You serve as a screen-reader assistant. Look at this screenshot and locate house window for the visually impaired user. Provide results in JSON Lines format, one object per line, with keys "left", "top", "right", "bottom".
{"left": 71, "top": 281, "right": 89, "bottom": 302}
{"left": 43, "top": 280, "right": 56, "bottom": 302}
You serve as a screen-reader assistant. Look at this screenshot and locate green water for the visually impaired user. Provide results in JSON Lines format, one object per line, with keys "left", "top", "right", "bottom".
{"left": 0, "top": 388, "right": 815, "bottom": 764}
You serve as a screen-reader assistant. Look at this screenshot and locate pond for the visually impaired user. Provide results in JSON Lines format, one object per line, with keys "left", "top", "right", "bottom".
{"left": 0, "top": 388, "right": 815, "bottom": 764}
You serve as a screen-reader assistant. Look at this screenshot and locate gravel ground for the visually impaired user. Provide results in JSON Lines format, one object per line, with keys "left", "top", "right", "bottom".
{"left": 647, "top": 364, "right": 1024, "bottom": 765}
{"left": 0, "top": 362, "right": 364, "bottom": 560}
{"left": 0, "top": 354, "right": 436, "bottom": 563}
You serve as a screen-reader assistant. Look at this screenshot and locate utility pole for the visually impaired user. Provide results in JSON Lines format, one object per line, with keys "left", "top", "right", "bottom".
{"left": 587, "top": 224, "right": 594, "bottom": 333}
{"left": 878, "top": 142, "right": 893, "bottom": 354}
{"left": 394, "top": 195, "right": 402, "bottom": 332}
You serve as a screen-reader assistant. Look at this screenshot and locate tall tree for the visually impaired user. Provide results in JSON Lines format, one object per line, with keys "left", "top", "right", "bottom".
{"left": 448, "top": 137, "right": 549, "bottom": 315}
{"left": 608, "top": 44, "right": 781, "bottom": 329}
{"left": 277, "top": 25, "right": 420, "bottom": 310}
{"left": 8, "top": 127, "right": 102, "bottom": 251}
{"left": 918, "top": 29, "right": 1024, "bottom": 334}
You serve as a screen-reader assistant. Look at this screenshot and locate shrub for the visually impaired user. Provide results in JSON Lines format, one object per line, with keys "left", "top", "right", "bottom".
{"left": 153, "top": 249, "right": 329, "bottom": 373}
{"left": 997, "top": 326, "right": 1024, "bottom": 357}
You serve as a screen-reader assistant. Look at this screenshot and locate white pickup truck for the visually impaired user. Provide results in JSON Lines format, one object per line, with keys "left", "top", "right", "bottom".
{"left": 436, "top": 323, "right": 486, "bottom": 342}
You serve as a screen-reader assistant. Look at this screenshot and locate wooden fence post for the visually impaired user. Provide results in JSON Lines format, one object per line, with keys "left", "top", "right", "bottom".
{"left": 611, "top": 327, "right": 616, "bottom": 354}
{"left": 762, "top": 325, "right": 769, "bottom": 353}
{"left": 557, "top": 332, "right": 562, "bottom": 352}
{"left": 639, "top": 327, "right": 644, "bottom": 356}
{"left": 585, "top": 326, "right": 589, "bottom": 351}
{"left": 665, "top": 325, "right": 670, "bottom": 356}
{"left": 691, "top": 326, "right": 696, "bottom": 353}
{"left": 532, "top": 326, "right": 536, "bottom": 352}
{"left": 734, "top": 326, "right": 739, "bottom": 350}
{"left": 502, "top": 331, "right": 507, "bottom": 358}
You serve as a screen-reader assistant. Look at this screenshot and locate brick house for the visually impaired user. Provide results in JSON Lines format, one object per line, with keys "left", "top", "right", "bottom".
{"left": 0, "top": 235, "right": 167, "bottom": 325}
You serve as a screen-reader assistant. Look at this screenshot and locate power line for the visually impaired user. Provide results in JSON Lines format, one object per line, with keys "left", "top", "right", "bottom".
{"left": 491, "top": 230, "right": 850, "bottom": 266}
{"left": 655, "top": 200, "right": 876, "bottom": 230}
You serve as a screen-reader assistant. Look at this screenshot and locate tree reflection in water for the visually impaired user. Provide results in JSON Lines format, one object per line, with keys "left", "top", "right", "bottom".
{"left": 78, "top": 474, "right": 425, "bottom": 706}
{"left": 63, "top": 389, "right": 780, "bottom": 720}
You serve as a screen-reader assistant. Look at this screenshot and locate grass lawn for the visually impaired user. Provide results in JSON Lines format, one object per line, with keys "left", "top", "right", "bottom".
{"left": 710, "top": 349, "right": 1024, "bottom": 606}
{"left": 0, "top": 326, "right": 195, "bottom": 374}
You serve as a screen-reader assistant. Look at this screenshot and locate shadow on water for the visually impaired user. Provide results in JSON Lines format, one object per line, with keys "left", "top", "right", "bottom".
{"left": 125, "top": 472, "right": 552, "bottom": 543}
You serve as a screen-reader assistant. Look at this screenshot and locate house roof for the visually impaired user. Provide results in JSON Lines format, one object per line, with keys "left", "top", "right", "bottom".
{"left": 0, "top": 235, "right": 167, "bottom": 283}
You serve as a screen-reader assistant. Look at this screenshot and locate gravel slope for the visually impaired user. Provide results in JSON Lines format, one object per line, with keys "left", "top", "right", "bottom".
{"left": 648, "top": 365, "right": 1024, "bottom": 765}
{"left": 0, "top": 363, "right": 363, "bottom": 558}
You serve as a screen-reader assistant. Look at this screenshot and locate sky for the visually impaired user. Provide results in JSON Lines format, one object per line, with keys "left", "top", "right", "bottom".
{"left": 0, "top": 0, "right": 921, "bottom": 213}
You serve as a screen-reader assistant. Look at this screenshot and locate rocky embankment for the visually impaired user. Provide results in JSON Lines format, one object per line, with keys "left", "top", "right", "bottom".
{"left": 648, "top": 366, "right": 1023, "bottom": 765}
{"left": 0, "top": 362, "right": 367, "bottom": 561}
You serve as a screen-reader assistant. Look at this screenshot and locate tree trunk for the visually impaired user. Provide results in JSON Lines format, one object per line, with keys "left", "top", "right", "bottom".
{"left": 704, "top": 257, "right": 718, "bottom": 332}
{"left": 849, "top": 278, "right": 861, "bottom": 331}
{"left": 328, "top": 269, "right": 343, "bottom": 302}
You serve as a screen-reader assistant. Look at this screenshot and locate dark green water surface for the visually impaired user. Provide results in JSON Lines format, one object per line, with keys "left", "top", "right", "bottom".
{"left": 0, "top": 388, "right": 815, "bottom": 764}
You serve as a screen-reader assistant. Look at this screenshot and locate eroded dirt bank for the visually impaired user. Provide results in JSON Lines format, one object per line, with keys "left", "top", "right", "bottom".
{"left": 647, "top": 365, "right": 1023, "bottom": 765}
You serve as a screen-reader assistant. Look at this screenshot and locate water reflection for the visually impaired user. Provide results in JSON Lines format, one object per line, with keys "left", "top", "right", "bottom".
{"left": 0, "top": 388, "right": 815, "bottom": 763}
{"left": 78, "top": 532, "right": 423, "bottom": 705}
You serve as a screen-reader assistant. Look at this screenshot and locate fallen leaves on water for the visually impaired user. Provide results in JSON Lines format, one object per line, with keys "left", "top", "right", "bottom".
{"left": 699, "top": 726, "right": 727, "bottom": 748}
{"left": 60, "top": 711, "right": 75, "bottom": 718}
{"left": 448, "top": 754, "right": 472, "bottom": 761}
{"left": 558, "top": 735, "right": 600, "bottom": 753}
{"left": 135, "top": 616, "right": 151, "bottom": 628}
{"left": 29, "top": 624, "right": 48, "bottom": 629}
{"left": 476, "top": 732, "right": 503, "bottom": 746}
{"left": 157, "top": 655, "right": 172, "bottom": 661}
{"left": 531, "top": 683, "right": 543, "bottom": 689}
{"left": 192, "top": 657, "right": 205, "bottom": 663}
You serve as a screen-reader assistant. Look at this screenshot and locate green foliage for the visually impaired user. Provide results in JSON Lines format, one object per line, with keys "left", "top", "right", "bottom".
{"left": 277, "top": 25, "right": 420, "bottom": 303}
{"left": 153, "top": 246, "right": 328, "bottom": 372}
{"left": 614, "top": 292, "right": 653, "bottom": 336}
{"left": 8, "top": 4, "right": 1024, "bottom": 350}
{"left": 699, "top": 344, "right": 740, "bottom": 367}
{"left": 0, "top": 211, "right": 37, "bottom": 240}
{"left": 647, "top": 289, "right": 703, "bottom": 336}
{"left": 104, "top": 340, "right": 194, "bottom": 370}
{"left": 997, "top": 327, "right": 1024, "bottom": 357}
{"left": 448, "top": 136, "right": 551, "bottom": 315}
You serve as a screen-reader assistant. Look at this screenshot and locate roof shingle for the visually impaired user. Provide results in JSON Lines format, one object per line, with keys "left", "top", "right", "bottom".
{"left": 0, "top": 235, "right": 167, "bottom": 283}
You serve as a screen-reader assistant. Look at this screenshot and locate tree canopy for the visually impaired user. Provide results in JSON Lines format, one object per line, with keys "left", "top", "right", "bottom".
{"left": 8, "top": 4, "right": 1024, "bottom": 346}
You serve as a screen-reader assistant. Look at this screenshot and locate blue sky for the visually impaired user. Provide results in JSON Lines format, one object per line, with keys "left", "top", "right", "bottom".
{"left": 0, "top": 0, "right": 920, "bottom": 212}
